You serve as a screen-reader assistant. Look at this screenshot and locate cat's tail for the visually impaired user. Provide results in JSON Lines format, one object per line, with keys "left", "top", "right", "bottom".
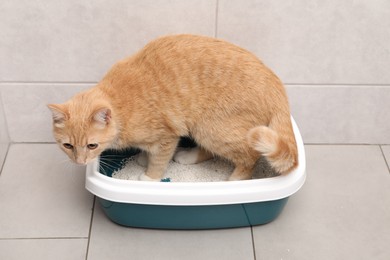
{"left": 247, "top": 114, "right": 298, "bottom": 175}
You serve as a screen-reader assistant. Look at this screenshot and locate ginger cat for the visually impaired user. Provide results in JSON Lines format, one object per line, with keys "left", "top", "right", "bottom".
{"left": 48, "top": 34, "right": 298, "bottom": 181}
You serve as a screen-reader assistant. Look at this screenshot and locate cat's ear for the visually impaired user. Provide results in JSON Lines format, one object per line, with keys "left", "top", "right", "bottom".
{"left": 92, "top": 107, "right": 111, "bottom": 128}
{"left": 47, "top": 104, "right": 68, "bottom": 128}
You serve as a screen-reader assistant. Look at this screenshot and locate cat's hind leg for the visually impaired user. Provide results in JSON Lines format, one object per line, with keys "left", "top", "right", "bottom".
{"left": 173, "top": 146, "right": 213, "bottom": 165}
{"left": 135, "top": 151, "right": 148, "bottom": 167}
{"left": 227, "top": 161, "right": 256, "bottom": 181}
{"left": 194, "top": 128, "right": 258, "bottom": 181}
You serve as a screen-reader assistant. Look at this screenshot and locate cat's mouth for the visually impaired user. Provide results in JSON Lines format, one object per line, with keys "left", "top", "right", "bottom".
{"left": 74, "top": 158, "right": 96, "bottom": 166}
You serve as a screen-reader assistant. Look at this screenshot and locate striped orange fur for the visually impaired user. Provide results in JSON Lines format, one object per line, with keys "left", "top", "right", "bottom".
{"left": 48, "top": 34, "right": 298, "bottom": 181}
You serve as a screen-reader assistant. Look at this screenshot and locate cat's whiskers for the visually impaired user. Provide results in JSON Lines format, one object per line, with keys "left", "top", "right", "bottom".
{"left": 99, "top": 164, "right": 115, "bottom": 177}
{"left": 98, "top": 158, "right": 119, "bottom": 175}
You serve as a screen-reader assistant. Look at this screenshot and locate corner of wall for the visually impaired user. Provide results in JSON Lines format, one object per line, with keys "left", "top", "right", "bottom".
{"left": 0, "top": 91, "right": 10, "bottom": 172}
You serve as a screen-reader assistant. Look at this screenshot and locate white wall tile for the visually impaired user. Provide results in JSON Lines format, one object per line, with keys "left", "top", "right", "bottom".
{"left": 0, "top": 93, "right": 9, "bottom": 167}
{"left": 287, "top": 85, "right": 390, "bottom": 144}
{"left": 0, "top": 84, "right": 92, "bottom": 142}
{"left": 218, "top": 0, "right": 390, "bottom": 84}
{"left": 1, "top": 1, "right": 389, "bottom": 144}
{"left": 0, "top": 0, "right": 217, "bottom": 82}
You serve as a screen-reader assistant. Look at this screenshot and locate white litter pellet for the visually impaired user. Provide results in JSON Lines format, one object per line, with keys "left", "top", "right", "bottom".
{"left": 112, "top": 154, "right": 278, "bottom": 182}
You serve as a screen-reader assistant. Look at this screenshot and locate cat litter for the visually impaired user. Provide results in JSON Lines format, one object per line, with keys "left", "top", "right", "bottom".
{"left": 112, "top": 154, "right": 279, "bottom": 182}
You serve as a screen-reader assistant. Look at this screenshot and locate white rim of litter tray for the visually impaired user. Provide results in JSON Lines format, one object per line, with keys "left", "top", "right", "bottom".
{"left": 85, "top": 116, "right": 306, "bottom": 206}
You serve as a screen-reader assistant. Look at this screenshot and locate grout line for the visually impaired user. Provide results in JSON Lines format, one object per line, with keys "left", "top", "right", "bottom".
{"left": 1, "top": 82, "right": 389, "bottom": 87}
{"left": 214, "top": 0, "right": 219, "bottom": 38}
{"left": 379, "top": 146, "right": 390, "bottom": 174}
{"left": 85, "top": 196, "right": 96, "bottom": 260}
{"left": 303, "top": 143, "right": 390, "bottom": 146}
{"left": 250, "top": 227, "right": 257, "bottom": 260}
{"left": 284, "top": 83, "right": 390, "bottom": 87}
{"left": 0, "top": 81, "right": 97, "bottom": 85}
{"left": 1, "top": 82, "right": 390, "bottom": 88}
{"left": 0, "top": 92, "right": 12, "bottom": 152}
{"left": 240, "top": 205, "right": 257, "bottom": 260}
{"left": 10, "top": 142, "right": 56, "bottom": 144}
{"left": 10, "top": 142, "right": 390, "bottom": 146}
{"left": 0, "top": 143, "right": 10, "bottom": 176}
{"left": 0, "top": 237, "right": 88, "bottom": 240}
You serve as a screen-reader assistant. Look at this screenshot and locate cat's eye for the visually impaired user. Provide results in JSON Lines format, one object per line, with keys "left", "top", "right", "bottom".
{"left": 87, "top": 143, "right": 98, "bottom": 150}
{"left": 63, "top": 143, "right": 74, "bottom": 149}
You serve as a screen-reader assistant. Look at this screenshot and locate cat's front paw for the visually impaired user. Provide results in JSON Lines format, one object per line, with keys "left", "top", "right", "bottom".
{"left": 139, "top": 173, "right": 160, "bottom": 182}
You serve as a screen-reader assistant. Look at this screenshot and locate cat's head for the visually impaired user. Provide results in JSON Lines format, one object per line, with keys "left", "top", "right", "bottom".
{"left": 48, "top": 93, "right": 118, "bottom": 165}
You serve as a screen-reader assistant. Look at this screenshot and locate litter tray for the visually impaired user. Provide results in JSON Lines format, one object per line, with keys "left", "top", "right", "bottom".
{"left": 86, "top": 117, "right": 306, "bottom": 229}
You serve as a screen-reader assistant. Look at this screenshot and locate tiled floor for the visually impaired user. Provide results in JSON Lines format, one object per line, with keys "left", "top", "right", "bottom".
{"left": 0, "top": 144, "right": 389, "bottom": 260}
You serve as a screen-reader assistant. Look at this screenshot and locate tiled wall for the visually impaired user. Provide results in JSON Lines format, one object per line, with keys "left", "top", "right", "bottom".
{"left": 0, "top": 93, "right": 9, "bottom": 168}
{"left": 0, "top": 0, "right": 389, "bottom": 144}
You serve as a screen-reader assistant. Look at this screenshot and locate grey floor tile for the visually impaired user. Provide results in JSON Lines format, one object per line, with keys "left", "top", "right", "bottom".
{"left": 0, "top": 238, "right": 87, "bottom": 260}
{"left": 253, "top": 145, "right": 390, "bottom": 260}
{"left": 87, "top": 203, "right": 254, "bottom": 260}
{"left": 0, "top": 144, "right": 93, "bottom": 238}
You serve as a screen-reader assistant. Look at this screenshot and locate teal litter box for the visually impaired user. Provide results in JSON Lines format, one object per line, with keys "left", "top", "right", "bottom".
{"left": 85, "top": 117, "right": 306, "bottom": 229}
